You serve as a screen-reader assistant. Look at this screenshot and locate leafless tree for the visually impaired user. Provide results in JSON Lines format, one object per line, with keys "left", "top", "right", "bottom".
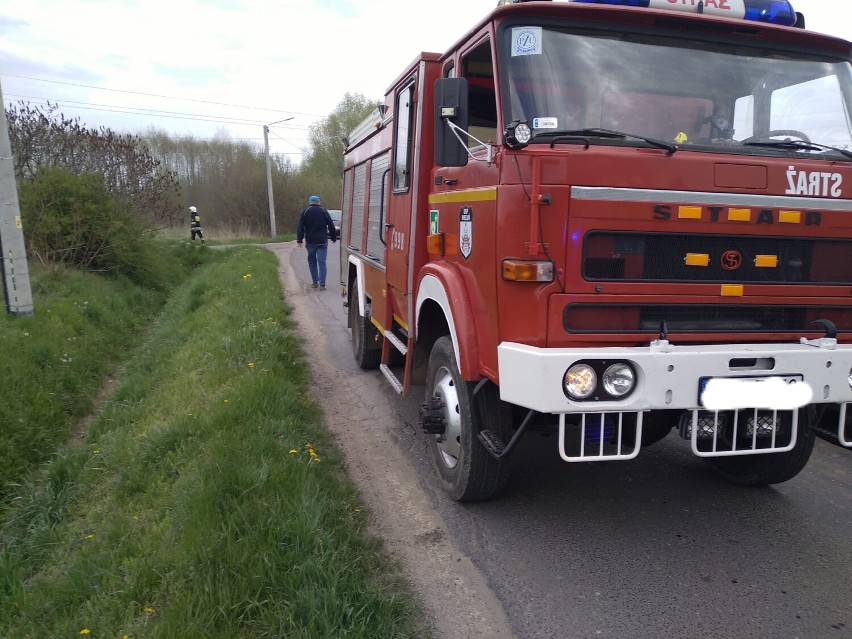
{"left": 6, "top": 102, "right": 181, "bottom": 229}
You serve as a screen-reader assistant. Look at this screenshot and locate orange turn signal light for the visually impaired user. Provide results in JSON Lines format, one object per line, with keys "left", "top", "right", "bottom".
{"left": 502, "top": 259, "right": 554, "bottom": 282}
{"left": 426, "top": 233, "right": 444, "bottom": 256}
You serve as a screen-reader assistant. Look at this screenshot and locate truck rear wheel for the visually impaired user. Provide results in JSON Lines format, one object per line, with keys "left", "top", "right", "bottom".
{"left": 704, "top": 409, "right": 816, "bottom": 486}
{"left": 425, "top": 336, "right": 511, "bottom": 501}
{"left": 349, "top": 284, "right": 380, "bottom": 370}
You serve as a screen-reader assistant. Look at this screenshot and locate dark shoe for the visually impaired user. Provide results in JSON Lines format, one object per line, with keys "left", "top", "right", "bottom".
{"left": 311, "top": 282, "right": 318, "bottom": 289}
{"left": 319, "top": 284, "right": 326, "bottom": 291}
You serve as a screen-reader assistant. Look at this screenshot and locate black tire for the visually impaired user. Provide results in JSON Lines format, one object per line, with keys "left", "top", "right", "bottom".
{"left": 622, "top": 410, "right": 674, "bottom": 449}
{"left": 705, "top": 409, "right": 815, "bottom": 486}
{"left": 640, "top": 410, "right": 675, "bottom": 447}
{"left": 349, "top": 285, "right": 381, "bottom": 370}
{"left": 425, "top": 336, "right": 512, "bottom": 501}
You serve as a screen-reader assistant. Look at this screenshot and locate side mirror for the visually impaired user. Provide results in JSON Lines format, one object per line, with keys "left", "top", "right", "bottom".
{"left": 434, "top": 77, "right": 469, "bottom": 167}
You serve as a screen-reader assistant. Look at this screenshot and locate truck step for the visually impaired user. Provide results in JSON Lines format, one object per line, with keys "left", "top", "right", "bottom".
{"left": 379, "top": 364, "right": 404, "bottom": 394}
{"left": 383, "top": 330, "right": 408, "bottom": 356}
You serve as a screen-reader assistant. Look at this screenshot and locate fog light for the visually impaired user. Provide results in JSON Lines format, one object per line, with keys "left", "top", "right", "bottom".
{"left": 564, "top": 364, "right": 597, "bottom": 400}
{"left": 602, "top": 363, "right": 635, "bottom": 398}
{"left": 680, "top": 413, "right": 725, "bottom": 439}
{"left": 746, "top": 413, "right": 777, "bottom": 437}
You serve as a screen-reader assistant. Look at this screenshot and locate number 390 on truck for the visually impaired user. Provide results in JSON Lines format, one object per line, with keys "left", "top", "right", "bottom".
{"left": 338, "top": 0, "right": 852, "bottom": 501}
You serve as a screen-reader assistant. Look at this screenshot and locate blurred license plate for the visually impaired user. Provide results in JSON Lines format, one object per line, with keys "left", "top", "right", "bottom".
{"left": 698, "top": 375, "right": 805, "bottom": 409}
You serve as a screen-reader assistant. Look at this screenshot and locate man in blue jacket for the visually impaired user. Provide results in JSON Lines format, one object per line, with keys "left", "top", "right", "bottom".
{"left": 296, "top": 195, "right": 338, "bottom": 290}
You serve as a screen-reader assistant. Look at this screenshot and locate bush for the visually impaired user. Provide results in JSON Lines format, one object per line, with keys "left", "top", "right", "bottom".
{"left": 19, "top": 167, "right": 182, "bottom": 289}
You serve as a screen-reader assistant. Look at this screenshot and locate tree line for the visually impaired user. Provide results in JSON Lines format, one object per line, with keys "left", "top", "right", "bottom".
{"left": 5, "top": 92, "right": 378, "bottom": 263}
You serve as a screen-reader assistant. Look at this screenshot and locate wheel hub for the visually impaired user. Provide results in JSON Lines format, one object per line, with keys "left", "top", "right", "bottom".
{"left": 419, "top": 398, "right": 447, "bottom": 435}
{"left": 430, "top": 367, "right": 462, "bottom": 469}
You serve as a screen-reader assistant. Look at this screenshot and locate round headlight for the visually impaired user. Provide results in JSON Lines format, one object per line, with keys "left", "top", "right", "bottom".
{"left": 564, "top": 364, "right": 597, "bottom": 400}
{"left": 602, "top": 363, "right": 635, "bottom": 398}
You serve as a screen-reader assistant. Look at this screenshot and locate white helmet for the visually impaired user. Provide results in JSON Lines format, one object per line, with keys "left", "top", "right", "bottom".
{"left": 189, "top": 206, "right": 197, "bottom": 213}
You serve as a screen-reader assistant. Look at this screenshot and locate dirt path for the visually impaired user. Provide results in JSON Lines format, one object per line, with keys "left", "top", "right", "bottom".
{"left": 267, "top": 242, "right": 516, "bottom": 639}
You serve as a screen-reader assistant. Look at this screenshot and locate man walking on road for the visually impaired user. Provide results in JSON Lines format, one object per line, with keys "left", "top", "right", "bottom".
{"left": 296, "top": 195, "right": 337, "bottom": 290}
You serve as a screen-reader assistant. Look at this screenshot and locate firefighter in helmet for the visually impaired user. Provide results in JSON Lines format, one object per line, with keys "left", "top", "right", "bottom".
{"left": 189, "top": 206, "right": 205, "bottom": 243}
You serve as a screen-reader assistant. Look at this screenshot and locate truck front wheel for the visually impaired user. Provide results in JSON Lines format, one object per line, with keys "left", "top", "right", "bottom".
{"left": 704, "top": 408, "right": 816, "bottom": 486}
{"left": 425, "top": 336, "right": 511, "bottom": 501}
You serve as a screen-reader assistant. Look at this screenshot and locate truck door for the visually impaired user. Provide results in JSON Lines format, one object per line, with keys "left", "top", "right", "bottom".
{"left": 386, "top": 77, "right": 417, "bottom": 296}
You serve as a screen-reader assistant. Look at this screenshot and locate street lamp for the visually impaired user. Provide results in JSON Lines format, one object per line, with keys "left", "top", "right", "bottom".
{"left": 264, "top": 117, "right": 294, "bottom": 237}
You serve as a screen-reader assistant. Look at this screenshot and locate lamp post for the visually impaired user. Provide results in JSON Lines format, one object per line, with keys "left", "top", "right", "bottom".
{"left": 263, "top": 117, "right": 294, "bottom": 237}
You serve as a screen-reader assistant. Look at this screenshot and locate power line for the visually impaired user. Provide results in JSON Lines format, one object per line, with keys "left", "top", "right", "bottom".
{"left": 1, "top": 72, "right": 321, "bottom": 119}
{"left": 268, "top": 128, "right": 305, "bottom": 151}
{"left": 5, "top": 93, "right": 312, "bottom": 129}
{"left": 2, "top": 79, "right": 312, "bottom": 156}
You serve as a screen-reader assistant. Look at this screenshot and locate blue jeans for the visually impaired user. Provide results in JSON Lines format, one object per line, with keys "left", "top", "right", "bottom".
{"left": 306, "top": 243, "right": 328, "bottom": 285}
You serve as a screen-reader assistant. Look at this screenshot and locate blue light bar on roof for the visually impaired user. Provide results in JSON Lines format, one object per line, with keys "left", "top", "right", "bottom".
{"left": 569, "top": 0, "right": 798, "bottom": 26}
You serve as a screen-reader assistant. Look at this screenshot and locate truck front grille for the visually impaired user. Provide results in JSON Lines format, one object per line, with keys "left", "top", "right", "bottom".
{"left": 583, "top": 231, "right": 852, "bottom": 284}
{"left": 564, "top": 304, "right": 852, "bottom": 334}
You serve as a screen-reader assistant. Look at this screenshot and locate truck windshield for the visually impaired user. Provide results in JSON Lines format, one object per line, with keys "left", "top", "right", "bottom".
{"left": 500, "top": 25, "right": 852, "bottom": 158}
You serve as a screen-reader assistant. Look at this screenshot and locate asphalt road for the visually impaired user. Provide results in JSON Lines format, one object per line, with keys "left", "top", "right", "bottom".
{"left": 287, "top": 241, "right": 852, "bottom": 639}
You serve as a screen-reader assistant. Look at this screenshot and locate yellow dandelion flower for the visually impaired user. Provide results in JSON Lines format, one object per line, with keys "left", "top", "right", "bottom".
{"left": 242, "top": 273, "right": 252, "bottom": 279}
{"left": 288, "top": 449, "right": 298, "bottom": 454}
{"left": 80, "top": 630, "right": 90, "bottom": 636}
{"left": 144, "top": 607, "right": 154, "bottom": 613}
{"left": 224, "top": 399, "right": 229, "bottom": 404}
{"left": 248, "top": 362, "right": 255, "bottom": 368}
{"left": 85, "top": 534, "right": 94, "bottom": 540}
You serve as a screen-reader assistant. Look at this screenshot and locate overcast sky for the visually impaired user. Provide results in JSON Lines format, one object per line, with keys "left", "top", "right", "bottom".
{"left": 1, "top": 0, "right": 849, "bottom": 162}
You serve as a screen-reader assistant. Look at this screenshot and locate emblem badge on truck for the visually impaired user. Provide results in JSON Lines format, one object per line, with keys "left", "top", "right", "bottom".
{"left": 459, "top": 207, "right": 473, "bottom": 259}
{"left": 721, "top": 250, "right": 742, "bottom": 271}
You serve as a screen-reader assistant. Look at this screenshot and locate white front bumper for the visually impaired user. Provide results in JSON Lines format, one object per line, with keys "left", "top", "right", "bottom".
{"left": 497, "top": 340, "right": 852, "bottom": 414}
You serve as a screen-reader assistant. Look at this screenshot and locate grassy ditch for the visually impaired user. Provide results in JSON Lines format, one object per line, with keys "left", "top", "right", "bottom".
{"left": 0, "top": 245, "right": 429, "bottom": 638}
{"left": 0, "top": 241, "right": 209, "bottom": 496}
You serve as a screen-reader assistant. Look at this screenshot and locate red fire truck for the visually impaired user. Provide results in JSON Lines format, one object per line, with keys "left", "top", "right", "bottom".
{"left": 339, "top": 0, "right": 852, "bottom": 501}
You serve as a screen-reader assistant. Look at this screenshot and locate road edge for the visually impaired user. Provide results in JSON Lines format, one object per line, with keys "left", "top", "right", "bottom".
{"left": 268, "top": 241, "right": 517, "bottom": 639}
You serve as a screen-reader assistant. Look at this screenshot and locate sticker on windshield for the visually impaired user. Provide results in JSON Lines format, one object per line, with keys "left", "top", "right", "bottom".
{"left": 533, "top": 117, "right": 558, "bottom": 130}
{"left": 511, "top": 27, "right": 542, "bottom": 56}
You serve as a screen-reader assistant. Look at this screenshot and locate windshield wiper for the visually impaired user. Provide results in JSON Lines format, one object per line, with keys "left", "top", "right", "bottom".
{"left": 743, "top": 138, "right": 852, "bottom": 161}
{"left": 539, "top": 127, "right": 678, "bottom": 154}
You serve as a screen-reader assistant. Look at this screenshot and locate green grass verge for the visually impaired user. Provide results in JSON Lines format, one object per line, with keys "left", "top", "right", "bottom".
{"left": 0, "top": 241, "right": 211, "bottom": 497}
{"left": 0, "top": 245, "right": 430, "bottom": 638}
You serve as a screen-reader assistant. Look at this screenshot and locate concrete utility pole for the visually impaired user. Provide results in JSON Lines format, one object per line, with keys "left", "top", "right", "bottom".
{"left": 263, "top": 117, "right": 294, "bottom": 238}
{"left": 0, "top": 80, "right": 33, "bottom": 316}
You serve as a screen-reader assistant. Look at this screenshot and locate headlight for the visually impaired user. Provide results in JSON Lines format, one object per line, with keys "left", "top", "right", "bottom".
{"left": 564, "top": 364, "right": 597, "bottom": 400}
{"left": 602, "top": 363, "right": 635, "bottom": 398}
{"left": 504, "top": 120, "right": 532, "bottom": 150}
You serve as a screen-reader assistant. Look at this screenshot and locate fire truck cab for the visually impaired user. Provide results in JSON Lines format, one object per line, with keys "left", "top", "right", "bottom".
{"left": 340, "top": 0, "right": 852, "bottom": 501}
